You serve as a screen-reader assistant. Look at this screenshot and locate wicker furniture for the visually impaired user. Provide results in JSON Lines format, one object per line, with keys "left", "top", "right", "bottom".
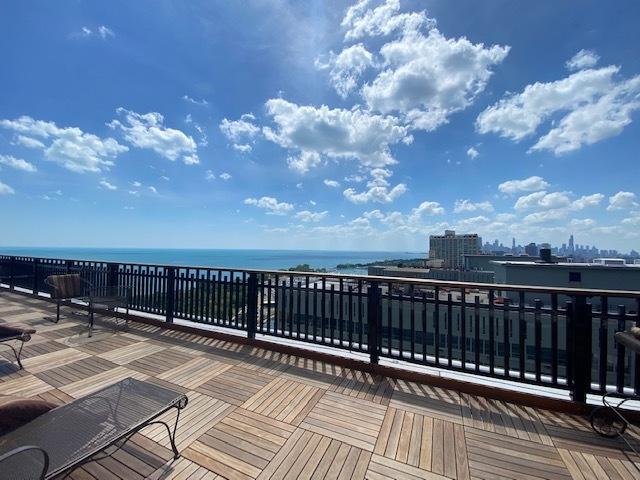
{"left": 0, "top": 324, "right": 36, "bottom": 369}
{"left": 0, "top": 378, "right": 188, "bottom": 480}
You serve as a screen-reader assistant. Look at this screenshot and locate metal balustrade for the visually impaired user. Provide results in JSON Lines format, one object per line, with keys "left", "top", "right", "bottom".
{"left": 1, "top": 254, "right": 639, "bottom": 403}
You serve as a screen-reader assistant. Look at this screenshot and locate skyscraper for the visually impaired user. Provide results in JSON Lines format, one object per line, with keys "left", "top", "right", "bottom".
{"left": 568, "top": 234, "right": 575, "bottom": 255}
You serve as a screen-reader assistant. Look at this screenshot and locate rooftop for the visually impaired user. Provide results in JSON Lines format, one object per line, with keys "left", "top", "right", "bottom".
{"left": 1, "top": 290, "right": 638, "bottom": 479}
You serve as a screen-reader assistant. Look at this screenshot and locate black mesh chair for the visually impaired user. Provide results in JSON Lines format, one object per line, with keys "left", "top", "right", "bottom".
{"left": 0, "top": 324, "right": 36, "bottom": 369}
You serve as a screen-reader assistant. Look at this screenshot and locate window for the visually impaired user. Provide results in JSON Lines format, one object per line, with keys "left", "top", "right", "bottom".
{"left": 569, "top": 272, "right": 582, "bottom": 282}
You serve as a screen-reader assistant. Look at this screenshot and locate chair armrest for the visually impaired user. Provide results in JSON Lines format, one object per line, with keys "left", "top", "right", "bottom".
{"left": 0, "top": 445, "right": 49, "bottom": 480}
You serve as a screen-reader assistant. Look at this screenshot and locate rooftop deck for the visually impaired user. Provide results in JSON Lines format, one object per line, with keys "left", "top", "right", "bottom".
{"left": 1, "top": 290, "right": 639, "bottom": 480}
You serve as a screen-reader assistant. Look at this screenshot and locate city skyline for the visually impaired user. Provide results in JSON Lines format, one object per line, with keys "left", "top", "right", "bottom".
{"left": 1, "top": 1, "right": 639, "bottom": 252}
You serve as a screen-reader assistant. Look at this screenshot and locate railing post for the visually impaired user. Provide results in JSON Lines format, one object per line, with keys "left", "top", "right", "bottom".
{"left": 107, "top": 262, "right": 119, "bottom": 287}
{"left": 165, "top": 267, "right": 175, "bottom": 323}
{"left": 247, "top": 273, "right": 259, "bottom": 339}
{"left": 65, "top": 259, "right": 73, "bottom": 274}
{"left": 9, "top": 256, "right": 15, "bottom": 289}
{"left": 367, "top": 281, "right": 381, "bottom": 364}
{"left": 570, "top": 295, "right": 592, "bottom": 403}
{"left": 32, "top": 258, "right": 39, "bottom": 296}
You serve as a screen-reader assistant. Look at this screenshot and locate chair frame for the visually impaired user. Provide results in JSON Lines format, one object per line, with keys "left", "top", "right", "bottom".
{"left": 0, "top": 328, "right": 33, "bottom": 369}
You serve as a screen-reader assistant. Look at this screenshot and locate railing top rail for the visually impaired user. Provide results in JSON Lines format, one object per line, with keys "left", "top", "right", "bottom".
{"left": 4, "top": 253, "right": 640, "bottom": 299}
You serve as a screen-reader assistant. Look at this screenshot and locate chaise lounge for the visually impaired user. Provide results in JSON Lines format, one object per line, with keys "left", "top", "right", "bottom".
{"left": 0, "top": 377, "right": 188, "bottom": 479}
{"left": 0, "top": 323, "right": 36, "bottom": 369}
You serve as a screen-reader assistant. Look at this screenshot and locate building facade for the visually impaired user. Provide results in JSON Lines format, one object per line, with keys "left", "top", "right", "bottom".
{"left": 429, "top": 230, "right": 481, "bottom": 269}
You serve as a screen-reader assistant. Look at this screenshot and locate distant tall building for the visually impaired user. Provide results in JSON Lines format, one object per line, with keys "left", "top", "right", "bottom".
{"left": 429, "top": 230, "right": 481, "bottom": 269}
{"left": 512, "top": 237, "right": 516, "bottom": 253}
{"left": 568, "top": 234, "right": 575, "bottom": 254}
{"left": 525, "top": 242, "right": 539, "bottom": 257}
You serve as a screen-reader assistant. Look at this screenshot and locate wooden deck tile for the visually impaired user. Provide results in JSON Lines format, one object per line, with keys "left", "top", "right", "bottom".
{"left": 60, "top": 366, "right": 148, "bottom": 398}
{"left": 375, "top": 407, "right": 470, "bottom": 479}
{"left": 300, "top": 390, "right": 387, "bottom": 451}
{"left": 142, "top": 391, "right": 234, "bottom": 449}
{"left": 241, "top": 378, "right": 322, "bottom": 426}
{"left": 366, "top": 454, "right": 448, "bottom": 479}
{"left": 128, "top": 348, "right": 196, "bottom": 376}
{"left": 148, "top": 457, "right": 220, "bottom": 479}
{"left": 22, "top": 347, "right": 91, "bottom": 374}
{"left": 465, "top": 426, "right": 572, "bottom": 479}
{"left": 98, "top": 340, "right": 167, "bottom": 365}
{"left": 0, "top": 374, "right": 53, "bottom": 397}
{"left": 34, "top": 355, "right": 118, "bottom": 388}
{"left": 329, "top": 369, "right": 395, "bottom": 405}
{"left": 391, "top": 380, "right": 463, "bottom": 424}
{"left": 184, "top": 408, "right": 295, "bottom": 480}
{"left": 196, "top": 365, "right": 275, "bottom": 405}
{"left": 158, "top": 357, "right": 233, "bottom": 390}
{"left": 460, "top": 393, "right": 553, "bottom": 445}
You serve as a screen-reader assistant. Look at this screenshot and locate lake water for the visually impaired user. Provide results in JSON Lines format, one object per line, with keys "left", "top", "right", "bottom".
{"left": 0, "top": 247, "right": 424, "bottom": 273}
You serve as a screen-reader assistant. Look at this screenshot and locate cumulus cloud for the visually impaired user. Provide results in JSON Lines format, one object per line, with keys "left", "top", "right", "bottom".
{"left": 108, "top": 108, "right": 198, "bottom": 165}
{"left": 99, "top": 180, "right": 117, "bottom": 190}
{"left": 341, "top": 0, "right": 433, "bottom": 41}
{"left": 0, "top": 154, "right": 36, "bottom": 172}
{"left": 362, "top": 200, "right": 444, "bottom": 234}
{"left": 477, "top": 63, "right": 640, "bottom": 155}
{"left": 264, "top": 98, "right": 411, "bottom": 170}
{"left": 315, "top": 44, "right": 374, "bottom": 98}
{"left": 0, "top": 180, "right": 14, "bottom": 195}
{"left": 295, "top": 210, "right": 328, "bottom": 222}
{"left": 148, "top": 186, "right": 158, "bottom": 194}
{"left": 244, "top": 196, "right": 294, "bottom": 215}
{"left": 14, "top": 135, "right": 45, "bottom": 149}
{"left": 219, "top": 113, "right": 260, "bottom": 152}
{"left": 0, "top": 115, "right": 128, "bottom": 173}
{"left": 466, "top": 147, "right": 479, "bottom": 159}
{"left": 219, "top": 172, "right": 232, "bottom": 181}
{"left": 514, "top": 191, "right": 571, "bottom": 211}
{"left": 571, "top": 193, "right": 604, "bottom": 210}
{"left": 453, "top": 199, "right": 493, "bottom": 213}
{"left": 607, "top": 191, "right": 638, "bottom": 211}
{"left": 362, "top": 26, "right": 509, "bottom": 131}
{"left": 287, "top": 151, "right": 322, "bottom": 174}
{"left": 498, "top": 176, "right": 550, "bottom": 195}
{"left": 324, "top": 179, "right": 341, "bottom": 188}
{"left": 342, "top": 168, "right": 406, "bottom": 204}
{"left": 566, "top": 49, "right": 599, "bottom": 71}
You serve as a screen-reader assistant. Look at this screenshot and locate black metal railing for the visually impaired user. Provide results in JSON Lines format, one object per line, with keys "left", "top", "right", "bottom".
{"left": 1, "top": 254, "right": 639, "bottom": 403}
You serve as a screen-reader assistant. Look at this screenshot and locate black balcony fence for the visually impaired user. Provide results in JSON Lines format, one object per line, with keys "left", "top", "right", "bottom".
{"left": 1, "top": 254, "right": 640, "bottom": 403}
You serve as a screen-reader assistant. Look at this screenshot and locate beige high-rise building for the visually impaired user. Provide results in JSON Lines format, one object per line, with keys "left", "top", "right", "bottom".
{"left": 429, "top": 230, "right": 481, "bottom": 269}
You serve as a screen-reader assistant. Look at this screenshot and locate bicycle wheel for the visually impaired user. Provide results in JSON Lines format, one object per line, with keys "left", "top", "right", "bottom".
{"left": 590, "top": 406, "right": 627, "bottom": 438}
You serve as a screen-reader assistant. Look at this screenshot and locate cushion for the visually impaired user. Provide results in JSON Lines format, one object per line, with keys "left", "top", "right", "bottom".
{"left": 631, "top": 326, "right": 640, "bottom": 339}
{"left": 47, "top": 274, "right": 82, "bottom": 299}
{"left": 0, "top": 399, "right": 58, "bottom": 436}
{"left": 0, "top": 324, "right": 36, "bottom": 338}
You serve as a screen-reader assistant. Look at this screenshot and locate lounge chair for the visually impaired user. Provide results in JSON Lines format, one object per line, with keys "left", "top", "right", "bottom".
{"left": 0, "top": 377, "right": 188, "bottom": 479}
{"left": 44, "top": 274, "right": 130, "bottom": 337}
{"left": 0, "top": 324, "right": 36, "bottom": 369}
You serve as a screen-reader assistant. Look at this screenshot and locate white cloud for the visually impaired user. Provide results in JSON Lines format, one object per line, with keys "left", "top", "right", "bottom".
{"left": 341, "top": 0, "right": 433, "bottom": 41}
{"left": 344, "top": 174, "right": 365, "bottom": 183}
{"left": 571, "top": 193, "right": 604, "bottom": 210}
{"left": 477, "top": 64, "right": 640, "bottom": 155}
{"left": 287, "top": 151, "right": 322, "bottom": 174}
{"left": 622, "top": 214, "right": 640, "bottom": 226}
{"left": 219, "top": 114, "right": 259, "bottom": 152}
{"left": 566, "top": 49, "right": 599, "bottom": 71}
{"left": 0, "top": 180, "right": 14, "bottom": 195}
{"left": 466, "top": 147, "right": 479, "bottom": 159}
{"left": 98, "top": 26, "right": 114, "bottom": 39}
{"left": 99, "top": 180, "right": 117, "bottom": 190}
{"left": 244, "top": 196, "right": 294, "bottom": 215}
{"left": 219, "top": 172, "right": 231, "bottom": 181}
{"left": 0, "top": 154, "right": 36, "bottom": 172}
{"left": 132, "top": 181, "right": 142, "bottom": 187}
{"left": 315, "top": 44, "right": 374, "bottom": 98}
{"left": 570, "top": 218, "right": 596, "bottom": 228}
{"left": 607, "top": 191, "right": 638, "bottom": 211}
{"left": 454, "top": 199, "right": 493, "bottom": 213}
{"left": 324, "top": 179, "right": 341, "bottom": 188}
{"left": 182, "top": 95, "right": 208, "bottom": 106}
{"left": 362, "top": 200, "right": 444, "bottom": 234}
{"left": 263, "top": 98, "right": 411, "bottom": 170}
{"left": 498, "top": 176, "right": 550, "bottom": 194}
{"left": 0, "top": 115, "right": 128, "bottom": 173}
{"left": 342, "top": 168, "right": 406, "bottom": 204}
{"left": 161, "top": 175, "right": 170, "bottom": 181}
{"left": 14, "top": 135, "right": 45, "bottom": 149}
{"left": 76, "top": 25, "right": 114, "bottom": 39}
{"left": 514, "top": 191, "right": 571, "bottom": 211}
{"left": 148, "top": 186, "right": 158, "bottom": 194}
{"left": 353, "top": 4, "right": 509, "bottom": 131}
{"left": 108, "top": 108, "right": 198, "bottom": 165}
{"left": 205, "top": 170, "right": 215, "bottom": 181}
{"left": 295, "top": 210, "right": 328, "bottom": 222}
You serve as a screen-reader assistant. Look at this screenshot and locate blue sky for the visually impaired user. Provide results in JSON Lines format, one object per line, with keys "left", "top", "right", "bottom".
{"left": 1, "top": 0, "right": 639, "bottom": 252}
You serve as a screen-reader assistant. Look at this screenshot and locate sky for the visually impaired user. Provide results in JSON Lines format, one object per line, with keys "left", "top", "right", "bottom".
{"left": 1, "top": 0, "right": 639, "bottom": 252}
